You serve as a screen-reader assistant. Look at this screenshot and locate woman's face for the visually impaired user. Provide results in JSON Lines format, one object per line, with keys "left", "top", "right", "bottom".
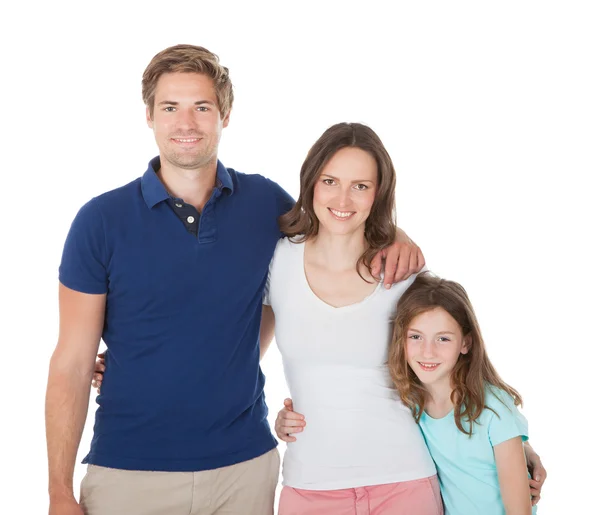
{"left": 312, "top": 147, "right": 378, "bottom": 237}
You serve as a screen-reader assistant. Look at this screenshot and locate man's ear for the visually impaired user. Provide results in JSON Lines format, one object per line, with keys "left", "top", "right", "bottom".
{"left": 222, "top": 110, "right": 231, "bottom": 128}
{"left": 146, "top": 106, "right": 153, "bottom": 128}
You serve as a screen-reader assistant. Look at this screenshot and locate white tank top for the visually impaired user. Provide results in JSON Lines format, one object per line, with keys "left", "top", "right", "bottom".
{"left": 264, "top": 238, "right": 436, "bottom": 490}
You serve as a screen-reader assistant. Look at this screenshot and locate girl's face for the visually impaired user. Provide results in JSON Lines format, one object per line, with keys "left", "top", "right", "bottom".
{"left": 312, "top": 147, "right": 378, "bottom": 237}
{"left": 405, "top": 307, "right": 469, "bottom": 388}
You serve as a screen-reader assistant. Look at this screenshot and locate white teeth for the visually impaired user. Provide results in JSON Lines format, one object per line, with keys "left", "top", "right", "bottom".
{"left": 419, "top": 362, "right": 439, "bottom": 369}
{"left": 175, "top": 138, "right": 199, "bottom": 143}
{"left": 330, "top": 209, "right": 353, "bottom": 218}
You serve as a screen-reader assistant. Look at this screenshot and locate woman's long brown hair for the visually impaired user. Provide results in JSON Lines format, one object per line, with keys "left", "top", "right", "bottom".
{"left": 388, "top": 273, "right": 523, "bottom": 435}
{"left": 279, "top": 122, "right": 397, "bottom": 280}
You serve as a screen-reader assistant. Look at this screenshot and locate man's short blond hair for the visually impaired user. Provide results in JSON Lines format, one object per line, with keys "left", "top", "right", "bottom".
{"left": 142, "top": 44, "right": 233, "bottom": 119}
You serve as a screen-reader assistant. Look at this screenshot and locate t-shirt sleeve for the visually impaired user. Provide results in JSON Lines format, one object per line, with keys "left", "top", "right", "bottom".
{"left": 269, "top": 179, "right": 295, "bottom": 219}
{"left": 58, "top": 199, "right": 109, "bottom": 294}
{"left": 487, "top": 388, "right": 530, "bottom": 447}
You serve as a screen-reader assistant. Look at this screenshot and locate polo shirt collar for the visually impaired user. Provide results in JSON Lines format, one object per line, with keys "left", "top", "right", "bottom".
{"left": 141, "top": 156, "right": 234, "bottom": 209}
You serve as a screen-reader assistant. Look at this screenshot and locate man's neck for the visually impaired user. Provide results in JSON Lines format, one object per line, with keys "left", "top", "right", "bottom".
{"left": 157, "top": 157, "right": 218, "bottom": 212}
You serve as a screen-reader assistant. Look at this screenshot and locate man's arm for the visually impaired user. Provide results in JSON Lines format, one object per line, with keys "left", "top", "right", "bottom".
{"left": 259, "top": 305, "right": 275, "bottom": 360}
{"left": 45, "top": 284, "right": 106, "bottom": 513}
{"left": 370, "top": 227, "right": 425, "bottom": 287}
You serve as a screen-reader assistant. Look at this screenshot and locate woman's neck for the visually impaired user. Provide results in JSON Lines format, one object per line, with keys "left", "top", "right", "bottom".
{"left": 307, "top": 229, "right": 368, "bottom": 272}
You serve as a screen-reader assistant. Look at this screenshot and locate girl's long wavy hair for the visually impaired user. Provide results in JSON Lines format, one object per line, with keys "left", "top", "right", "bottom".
{"left": 388, "top": 273, "right": 522, "bottom": 435}
{"left": 279, "top": 122, "right": 397, "bottom": 281}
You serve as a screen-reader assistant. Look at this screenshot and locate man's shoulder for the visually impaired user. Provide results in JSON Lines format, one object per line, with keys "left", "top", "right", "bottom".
{"left": 227, "top": 167, "right": 285, "bottom": 195}
{"left": 92, "top": 177, "right": 143, "bottom": 208}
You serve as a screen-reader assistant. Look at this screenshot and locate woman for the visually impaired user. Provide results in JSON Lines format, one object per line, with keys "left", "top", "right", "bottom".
{"left": 264, "top": 122, "right": 442, "bottom": 514}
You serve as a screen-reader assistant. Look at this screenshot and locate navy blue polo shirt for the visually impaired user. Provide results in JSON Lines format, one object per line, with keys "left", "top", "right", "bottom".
{"left": 59, "top": 157, "right": 294, "bottom": 471}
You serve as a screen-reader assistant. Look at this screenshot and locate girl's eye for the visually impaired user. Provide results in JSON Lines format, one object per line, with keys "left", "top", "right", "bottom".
{"left": 438, "top": 336, "right": 451, "bottom": 342}
{"left": 408, "top": 334, "right": 421, "bottom": 340}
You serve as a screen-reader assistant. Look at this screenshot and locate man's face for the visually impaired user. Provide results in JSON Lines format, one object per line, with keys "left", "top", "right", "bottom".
{"left": 147, "top": 72, "right": 229, "bottom": 170}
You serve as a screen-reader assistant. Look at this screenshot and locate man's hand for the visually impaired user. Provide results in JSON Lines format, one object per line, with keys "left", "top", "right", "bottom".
{"left": 49, "top": 496, "right": 84, "bottom": 515}
{"left": 274, "top": 398, "right": 305, "bottom": 443}
{"left": 370, "top": 229, "right": 425, "bottom": 288}
{"left": 524, "top": 442, "right": 547, "bottom": 506}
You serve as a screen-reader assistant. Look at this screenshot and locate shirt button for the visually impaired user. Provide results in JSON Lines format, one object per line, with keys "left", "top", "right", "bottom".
{"left": 175, "top": 203, "right": 183, "bottom": 208}
{"left": 187, "top": 216, "right": 195, "bottom": 223}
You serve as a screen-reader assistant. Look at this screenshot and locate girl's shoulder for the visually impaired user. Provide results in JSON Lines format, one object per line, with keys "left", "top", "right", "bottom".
{"left": 483, "top": 385, "right": 529, "bottom": 445}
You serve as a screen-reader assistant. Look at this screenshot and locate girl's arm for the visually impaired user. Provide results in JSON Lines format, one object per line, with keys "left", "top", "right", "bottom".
{"left": 494, "top": 436, "right": 532, "bottom": 515}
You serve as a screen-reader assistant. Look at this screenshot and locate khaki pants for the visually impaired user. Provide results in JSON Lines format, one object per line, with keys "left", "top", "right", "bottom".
{"left": 79, "top": 448, "right": 280, "bottom": 515}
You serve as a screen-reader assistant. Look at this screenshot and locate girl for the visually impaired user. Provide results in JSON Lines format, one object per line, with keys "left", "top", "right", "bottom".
{"left": 388, "top": 272, "right": 536, "bottom": 515}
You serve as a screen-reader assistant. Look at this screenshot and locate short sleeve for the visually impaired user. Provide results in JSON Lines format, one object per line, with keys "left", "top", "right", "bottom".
{"left": 487, "top": 388, "right": 529, "bottom": 447}
{"left": 268, "top": 179, "right": 295, "bottom": 219}
{"left": 58, "top": 199, "right": 109, "bottom": 294}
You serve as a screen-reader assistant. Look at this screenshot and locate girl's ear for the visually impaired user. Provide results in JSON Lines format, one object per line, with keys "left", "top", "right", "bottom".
{"left": 460, "top": 334, "right": 472, "bottom": 355}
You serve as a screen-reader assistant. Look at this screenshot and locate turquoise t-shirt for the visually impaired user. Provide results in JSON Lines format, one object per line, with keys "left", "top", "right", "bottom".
{"left": 418, "top": 386, "right": 537, "bottom": 515}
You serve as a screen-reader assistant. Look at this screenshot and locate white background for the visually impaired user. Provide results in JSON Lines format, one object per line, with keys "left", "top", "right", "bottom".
{"left": 1, "top": 1, "right": 598, "bottom": 513}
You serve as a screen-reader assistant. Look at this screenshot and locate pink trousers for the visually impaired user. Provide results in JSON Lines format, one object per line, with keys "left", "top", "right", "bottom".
{"left": 278, "top": 475, "right": 443, "bottom": 515}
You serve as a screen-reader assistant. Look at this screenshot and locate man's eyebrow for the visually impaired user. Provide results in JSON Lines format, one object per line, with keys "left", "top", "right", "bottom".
{"left": 156, "top": 100, "right": 216, "bottom": 106}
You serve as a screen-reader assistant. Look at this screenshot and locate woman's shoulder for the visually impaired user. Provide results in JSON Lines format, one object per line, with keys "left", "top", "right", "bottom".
{"left": 270, "top": 236, "right": 305, "bottom": 273}
{"left": 273, "top": 235, "right": 304, "bottom": 256}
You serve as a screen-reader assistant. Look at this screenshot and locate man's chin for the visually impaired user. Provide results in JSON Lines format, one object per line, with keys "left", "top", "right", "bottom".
{"left": 165, "top": 152, "right": 212, "bottom": 170}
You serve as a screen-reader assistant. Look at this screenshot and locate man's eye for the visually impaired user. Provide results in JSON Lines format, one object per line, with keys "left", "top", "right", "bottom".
{"left": 197, "top": 106, "right": 209, "bottom": 112}
{"left": 164, "top": 107, "right": 176, "bottom": 112}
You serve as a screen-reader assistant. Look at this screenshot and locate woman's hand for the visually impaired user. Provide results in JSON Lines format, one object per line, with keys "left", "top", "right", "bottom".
{"left": 91, "top": 352, "right": 106, "bottom": 393}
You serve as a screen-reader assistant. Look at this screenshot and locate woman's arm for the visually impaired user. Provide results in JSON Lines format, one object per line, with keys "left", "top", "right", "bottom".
{"left": 524, "top": 441, "right": 546, "bottom": 506}
{"left": 259, "top": 305, "right": 276, "bottom": 360}
{"left": 494, "top": 436, "right": 532, "bottom": 515}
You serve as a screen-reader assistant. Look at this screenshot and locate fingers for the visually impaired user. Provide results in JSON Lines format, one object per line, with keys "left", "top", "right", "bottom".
{"left": 370, "top": 251, "right": 383, "bottom": 278}
{"left": 416, "top": 247, "right": 426, "bottom": 271}
{"left": 529, "top": 478, "right": 542, "bottom": 506}
{"left": 383, "top": 249, "right": 399, "bottom": 288}
{"left": 97, "top": 351, "right": 106, "bottom": 359}
{"left": 283, "top": 398, "right": 294, "bottom": 411}
{"left": 395, "top": 247, "right": 416, "bottom": 282}
{"left": 275, "top": 405, "right": 306, "bottom": 442}
{"left": 533, "top": 463, "right": 547, "bottom": 484}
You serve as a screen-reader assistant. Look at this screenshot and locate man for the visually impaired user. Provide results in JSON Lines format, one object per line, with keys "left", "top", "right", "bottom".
{"left": 45, "top": 44, "right": 427, "bottom": 515}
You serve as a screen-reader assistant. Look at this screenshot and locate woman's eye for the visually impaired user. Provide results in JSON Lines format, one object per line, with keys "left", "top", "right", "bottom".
{"left": 354, "top": 184, "right": 368, "bottom": 191}
{"left": 323, "top": 179, "right": 335, "bottom": 185}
